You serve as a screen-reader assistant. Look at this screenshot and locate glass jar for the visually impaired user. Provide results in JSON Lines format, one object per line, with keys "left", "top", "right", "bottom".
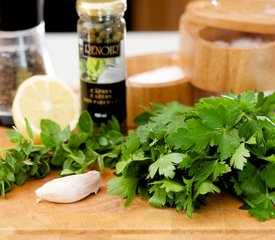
{"left": 0, "top": 0, "right": 54, "bottom": 126}
{"left": 76, "top": 0, "right": 127, "bottom": 133}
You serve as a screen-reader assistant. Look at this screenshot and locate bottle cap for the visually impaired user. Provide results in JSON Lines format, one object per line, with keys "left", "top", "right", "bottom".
{"left": 76, "top": 0, "right": 127, "bottom": 17}
{"left": 0, "top": 0, "right": 44, "bottom": 31}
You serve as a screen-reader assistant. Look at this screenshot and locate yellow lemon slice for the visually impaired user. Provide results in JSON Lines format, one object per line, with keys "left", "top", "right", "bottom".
{"left": 12, "top": 75, "right": 80, "bottom": 143}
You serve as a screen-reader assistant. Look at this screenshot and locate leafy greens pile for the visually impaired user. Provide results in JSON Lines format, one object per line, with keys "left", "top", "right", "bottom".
{"left": 0, "top": 111, "right": 124, "bottom": 196}
{"left": 1, "top": 91, "right": 275, "bottom": 222}
{"left": 107, "top": 91, "right": 275, "bottom": 221}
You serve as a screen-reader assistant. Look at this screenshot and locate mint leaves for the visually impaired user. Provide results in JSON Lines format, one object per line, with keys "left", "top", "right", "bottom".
{"left": 107, "top": 91, "right": 275, "bottom": 221}
{"left": 0, "top": 111, "right": 124, "bottom": 196}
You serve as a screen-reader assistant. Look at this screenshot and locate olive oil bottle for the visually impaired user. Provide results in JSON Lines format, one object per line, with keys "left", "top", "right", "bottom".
{"left": 76, "top": 0, "right": 127, "bottom": 133}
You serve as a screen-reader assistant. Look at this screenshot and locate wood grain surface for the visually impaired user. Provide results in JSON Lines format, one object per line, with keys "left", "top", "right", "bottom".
{"left": 1, "top": 127, "right": 275, "bottom": 240}
{"left": 184, "top": 1, "right": 275, "bottom": 34}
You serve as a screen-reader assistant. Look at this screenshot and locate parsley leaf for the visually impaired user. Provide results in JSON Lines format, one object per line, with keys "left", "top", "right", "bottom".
{"left": 152, "top": 179, "right": 185, "bottom": 193}
{"left": 238, "top": 163, "right": 264, "bottom": 194}
{"left": 107, "top": 176, "right": 138, "bottom": 207}
{"left": 249, "top": 206, "right": 275, "bottom": 222}
{"left": 148, "top": 153, "right": 184, "bottom": 179}
{"left": 148, "top": 186, "right": 167, "bottom": 208}
{"left": 230, "top": 143, "right": 250, "bottom": 170}
{"left": 195, "top": 181, "right": 221, "bottom": 198}
{"left": 260, "top": 163, "right": 275, "bottom": 188}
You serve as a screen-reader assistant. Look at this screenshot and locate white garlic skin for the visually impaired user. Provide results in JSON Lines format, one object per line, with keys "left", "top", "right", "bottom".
{"left": 35, "top": 170, "right": 101, "bottom": 203}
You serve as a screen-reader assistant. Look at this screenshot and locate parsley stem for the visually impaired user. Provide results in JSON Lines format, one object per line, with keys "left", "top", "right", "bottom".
{"left": 1, "top": 181, "right": 5, "bottom": 197}
{"left": 265, "top": 186, "right": 270, "bottom": 209}
{"left": 242, "top": 198, "right": 256, "bottom": 209}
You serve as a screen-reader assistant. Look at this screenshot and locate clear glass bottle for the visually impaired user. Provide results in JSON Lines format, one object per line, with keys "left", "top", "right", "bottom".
{"left": 76, "top": 0, "right": 127, "bottom": 133}
{"left": 0, "top": 0, "right": 54, "bottom": 126}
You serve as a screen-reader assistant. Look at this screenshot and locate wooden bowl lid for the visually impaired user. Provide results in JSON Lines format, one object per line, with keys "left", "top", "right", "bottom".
{"left": 184, "top": 1, "right": 275, "bottom": 34}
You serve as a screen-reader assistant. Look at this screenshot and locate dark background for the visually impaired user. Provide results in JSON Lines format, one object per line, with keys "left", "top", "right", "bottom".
{"left": 44, "top": 0, "right": 192, "bottom": 32}
{"left": 44, "top": 0, "right": 133, "bottom": 32}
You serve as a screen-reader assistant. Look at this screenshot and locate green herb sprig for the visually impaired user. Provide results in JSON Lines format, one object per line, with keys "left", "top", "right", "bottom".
{"left": 107, "top": 91, "right": 275, "bottom": 221}
{"left": 0, "top": 111, "right": 124, "bottom": 196}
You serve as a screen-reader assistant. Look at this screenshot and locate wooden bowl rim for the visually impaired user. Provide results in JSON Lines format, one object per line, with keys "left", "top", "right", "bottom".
{"left": 197, "top": 27, "right": 275, "bottom": 50}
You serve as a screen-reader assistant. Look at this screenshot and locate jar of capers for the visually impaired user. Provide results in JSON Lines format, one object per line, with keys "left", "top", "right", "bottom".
{"left": 76, "top": 0, "right": 127, "bottom": 133}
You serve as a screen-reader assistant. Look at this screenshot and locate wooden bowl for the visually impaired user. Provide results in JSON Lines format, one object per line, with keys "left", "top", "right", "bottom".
{"left": 179, "top": 0, "right": 275, "bottom": 101}
{"left": 126, "top": 53, "right": 192, "bottom": 129}
{"left": 192, "top": 27, "right": 275, "bottom": 93}
{"left": 179, "top": 18, "right": 275, "bottom": 99}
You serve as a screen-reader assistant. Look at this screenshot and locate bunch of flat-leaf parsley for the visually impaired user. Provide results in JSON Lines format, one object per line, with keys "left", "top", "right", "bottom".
{"left": 108, "top": 91, "right": 275, "bottom": 221}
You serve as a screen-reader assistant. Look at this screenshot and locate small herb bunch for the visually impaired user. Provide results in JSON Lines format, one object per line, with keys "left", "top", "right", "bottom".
{"left": 108, "top": 91, "right": 275, "bottom": 221}
{"left": 0, "top": 111, "right": 124, "bottom": 196}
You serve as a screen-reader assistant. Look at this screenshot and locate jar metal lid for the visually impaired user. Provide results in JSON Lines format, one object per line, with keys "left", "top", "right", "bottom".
{"left": 76, "top": 0, "right": 127, "bottom": 17}
{"left": 0, "top": 0, "right": 44, "bottom": 31}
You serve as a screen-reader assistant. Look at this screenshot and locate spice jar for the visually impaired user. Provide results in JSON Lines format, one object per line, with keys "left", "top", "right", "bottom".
{"left": 0, "top": 0, "right": 54, "bottom": 126}
{"left": 76, "top": 0, "right": 127, "bottom": 133}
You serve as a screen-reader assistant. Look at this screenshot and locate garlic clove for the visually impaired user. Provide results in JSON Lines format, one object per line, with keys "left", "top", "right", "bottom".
{"left": 35, "top": 170, "right": 101, "bottom": 204}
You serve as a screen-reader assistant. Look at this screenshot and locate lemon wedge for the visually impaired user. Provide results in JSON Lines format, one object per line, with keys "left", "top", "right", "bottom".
{"left": 12, "top": 75, "right": 80, "bottom": 143}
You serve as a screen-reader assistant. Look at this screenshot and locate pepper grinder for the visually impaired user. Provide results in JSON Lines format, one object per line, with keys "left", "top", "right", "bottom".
{"left": 0, "top": 0, "right": 54, "bottom": 126}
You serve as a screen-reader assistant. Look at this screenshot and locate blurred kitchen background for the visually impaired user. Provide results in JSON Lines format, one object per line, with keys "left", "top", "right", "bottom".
{"left": 44, "top": 0, "right": 192, "bottom": 32}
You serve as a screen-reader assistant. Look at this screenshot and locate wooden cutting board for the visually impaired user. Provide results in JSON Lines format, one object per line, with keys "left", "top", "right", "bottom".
{"left": 1, "top": 126, "right": 275, "bottom": 240}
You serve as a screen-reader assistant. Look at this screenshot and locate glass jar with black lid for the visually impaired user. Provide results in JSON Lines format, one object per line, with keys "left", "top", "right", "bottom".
{"left": 0, "top": 0, "right": 54, "bottom": 126}
{"left": 76, "top": 0, "right": 127, "bottom": 133}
